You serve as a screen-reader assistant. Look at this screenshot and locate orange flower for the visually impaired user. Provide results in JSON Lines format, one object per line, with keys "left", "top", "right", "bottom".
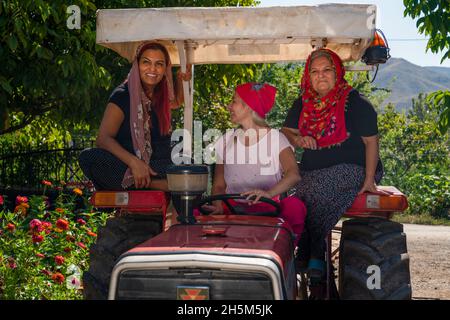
{"left": 55, "top": 208, "right": 65, "bottom": 214}
{"left": 52, "top": 272, "right": 65, "bottom": 284}
{"left": 7, "top": 223, "right": 15, "bottom": 232}
{"left": 42, "top": 180, "right": 52, "bottom": 186}
{"left": 73, "top": 188, "right": 82, "bottom": 196}
{"left": 14, "top": 203, "right": 30, "bottom": 215}
{"left": 56, "top": 218, "right": 69, "bottom": 230}
{"left": 87, "top": 231, "right": 97, "bottom": 237}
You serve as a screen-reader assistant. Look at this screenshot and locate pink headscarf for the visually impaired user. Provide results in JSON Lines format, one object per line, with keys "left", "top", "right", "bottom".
{"left": 121, "top": 42, "right": 175, "bottom": 189}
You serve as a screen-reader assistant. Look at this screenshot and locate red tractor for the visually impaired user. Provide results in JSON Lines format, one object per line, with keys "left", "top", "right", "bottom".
{"left": 85, "top": 164, "right": 410, "bottom": 300}
{"left": 84, "top": 5, "right": 411, "bottom": 300}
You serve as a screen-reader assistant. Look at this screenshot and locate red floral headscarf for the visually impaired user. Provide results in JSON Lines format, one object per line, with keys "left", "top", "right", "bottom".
{"left": 298, "top": 48, "right": 353, "bottom": 149}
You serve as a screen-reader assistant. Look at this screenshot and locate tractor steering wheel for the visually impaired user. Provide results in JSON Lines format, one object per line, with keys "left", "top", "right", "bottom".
{"left": 197, "top": 194, "right": 281, "bottom": 217}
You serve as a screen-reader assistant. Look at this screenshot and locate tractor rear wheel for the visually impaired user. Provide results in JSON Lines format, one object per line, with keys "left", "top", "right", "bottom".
{"left": 339, "top": 217, "right": 412, "bottom": 300}
{"left": 82, "top": 214, "right": 162, "bottom": 300}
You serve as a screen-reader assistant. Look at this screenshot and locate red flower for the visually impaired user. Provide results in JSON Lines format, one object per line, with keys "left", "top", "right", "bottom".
{"left": 29, "top": 219, "right": 42, "bottom": 231}
{"left": 87, "top": 231, "right": 97, "bottom": 237}
{"left": 76, "top": 218, "right": 86, "bottom": 225}
{"left": 42, "top": 180, "right": 52, "bottom": 186}
{"left": 56, "top": 219, "right": 69, "bottom": 230}
{"left": 76, "top": 242, "right": 87, "bottom": 249}
{"left": 7, "top": 223, "right": 16, "bottom": 232}
{"left": 15, "top": 195, "right": 28, "bottom": 205}
{"left": 54, "top": 255, "right": 65, "bottom": 265}
{"left": 63, "top": 247, "right": 72, "bottom": 253}
{"left": 8, "top": 259, "right": 17, "bottom": 269}
{"left": 0, "top": 195, "right": 4, "bottom": 206}
{"left": 32, "top": 234, "right": 44, "bottom": 243}
{"left": 36, "top": 253, "right": 45, "bottom": 258}
{"left": 52, "top": 272, "right": 65, "bottom": 284}
{"left": 42, "top": 221, "right": 52, "bottom": 234}
{"left": 41, "top": 269, "right": 51, "bottom": 276}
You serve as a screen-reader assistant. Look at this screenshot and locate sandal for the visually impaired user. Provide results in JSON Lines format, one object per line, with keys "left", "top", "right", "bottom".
{"left": 307, "top": 259, "right": 325, "bottom": 285}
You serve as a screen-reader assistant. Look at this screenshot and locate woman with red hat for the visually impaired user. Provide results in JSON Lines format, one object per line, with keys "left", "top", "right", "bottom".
{"left": 282, "top": 48, "right": 388, "bottom": 296}
{"left": 204, "top": 82, "right": 307, "bottom": 244}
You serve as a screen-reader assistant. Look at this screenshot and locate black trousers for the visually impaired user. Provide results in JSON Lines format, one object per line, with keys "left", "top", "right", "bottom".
{"left": 78, "top": 148, "right": 171, "bottom": 190}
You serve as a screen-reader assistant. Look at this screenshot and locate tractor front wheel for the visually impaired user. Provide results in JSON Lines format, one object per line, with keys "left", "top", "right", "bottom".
{"left": 82, "top": 214, "right": 162, "bottom": 300}
{"left": 339, "top": 217, "right": 412, "bottom": 300}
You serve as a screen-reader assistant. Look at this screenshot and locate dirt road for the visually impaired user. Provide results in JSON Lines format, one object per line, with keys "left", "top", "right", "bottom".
{"left": 403, "top": 224, "right": 450, "bottom": 300}
{"left": 331, "top": 222, "right": 450, "bottom": 300}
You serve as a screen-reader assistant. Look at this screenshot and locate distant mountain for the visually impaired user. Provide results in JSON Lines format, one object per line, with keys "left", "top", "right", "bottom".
{"left": 373, "top": 58, "right": 450, "bottom": 110}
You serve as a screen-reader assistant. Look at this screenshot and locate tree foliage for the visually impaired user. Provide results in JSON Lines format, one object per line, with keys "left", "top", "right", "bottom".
{"left": 0, "top": 0, "right": 258, "bottom": 136}
{"left": 403, "top": 0, "right": 450, "bottom": 133}
{"left": 379, "top": 94, "right": 450, "bottom": 218}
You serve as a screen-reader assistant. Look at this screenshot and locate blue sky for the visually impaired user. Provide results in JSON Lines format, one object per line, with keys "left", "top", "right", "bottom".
{"left": 257, "top": 0, "right": 450, "bottom": 68}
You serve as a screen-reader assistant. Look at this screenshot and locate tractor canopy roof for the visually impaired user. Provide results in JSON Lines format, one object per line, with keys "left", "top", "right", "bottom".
{"left": 95, "top": 4, "right": 377, "bottom": 65}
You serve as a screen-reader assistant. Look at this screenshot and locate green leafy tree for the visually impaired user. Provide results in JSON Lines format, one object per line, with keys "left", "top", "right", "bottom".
{"left": 379, "top": 94, "right": 450, "bottom": 218}
{"left": 403, "top": 0, "right": 450, "bottom": 133}
{"left": 0, "top": 0, "right": 258, "bottom": 136}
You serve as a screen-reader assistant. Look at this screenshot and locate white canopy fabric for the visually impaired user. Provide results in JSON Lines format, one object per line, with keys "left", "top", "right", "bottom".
{"left": 96, "top": 4, "right": 376, "bottom": 64}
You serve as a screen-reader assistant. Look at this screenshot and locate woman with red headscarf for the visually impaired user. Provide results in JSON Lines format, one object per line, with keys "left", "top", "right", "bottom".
{"left": 79, "top": 42, "right": 191, "bottom": 191}
{"left": 204, "top": 82, "right": 307, "bottom": 244}
{"left": 282, "top": 48, "right": 387, "bottom": 296}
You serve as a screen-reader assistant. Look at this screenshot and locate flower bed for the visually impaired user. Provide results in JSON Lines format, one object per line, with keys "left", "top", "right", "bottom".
{"left": 0, "top": 181, "right": 111, "bottom": 299}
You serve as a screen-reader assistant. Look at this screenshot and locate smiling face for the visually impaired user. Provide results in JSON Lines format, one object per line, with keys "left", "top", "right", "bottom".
{"left": 309, "top": 55, "right": 337, "bottom": 97}
{"left": 138, "top": 49, "right": 167, "bottom": 90}
{"left": 227, "top": 93, "right": 252, "bottom": 125}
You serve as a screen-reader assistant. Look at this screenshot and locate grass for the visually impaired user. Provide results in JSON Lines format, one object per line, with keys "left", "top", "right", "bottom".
{"left": 392, "top": 213, "right": 450, "bottom": 226}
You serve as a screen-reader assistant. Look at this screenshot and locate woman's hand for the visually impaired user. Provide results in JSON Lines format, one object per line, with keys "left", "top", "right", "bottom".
{"left": 177, "top": 64, "right": 192, "bottom": 81}
{"left": 201, "top": 200, "right": 223, "bottom": 215}
{"left": 358, "top": 178, "right": 392, "bottom": 195}
{"left": 241, "top": 189, "right": 272, "bottom": 205}
{"left": 296, "top": 135, "right": 317, "bottom": 150}
{"left": 130, "top": 158, "right": 157, "bottom": 189}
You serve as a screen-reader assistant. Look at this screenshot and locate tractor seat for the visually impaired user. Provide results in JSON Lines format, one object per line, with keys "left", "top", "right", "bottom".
{"left": 344, "top": 186, "right": 408, "bottom": 218}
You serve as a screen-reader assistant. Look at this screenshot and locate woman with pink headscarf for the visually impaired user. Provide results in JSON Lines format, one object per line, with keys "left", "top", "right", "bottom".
{"left": 79, "top": 42, "right": 191, "bottom": 191}
{"left": 78, "top": 42, "right": 191, "bottom": 300}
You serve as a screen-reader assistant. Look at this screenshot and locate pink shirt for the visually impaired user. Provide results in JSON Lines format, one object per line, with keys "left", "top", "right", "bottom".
{"left": 214, "top": 128, "right": 294, "bottom": 194}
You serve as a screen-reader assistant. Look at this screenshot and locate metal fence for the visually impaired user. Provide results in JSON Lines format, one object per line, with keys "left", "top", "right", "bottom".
{"left": 0, "top": 139, "right": 94, "bottom": 192}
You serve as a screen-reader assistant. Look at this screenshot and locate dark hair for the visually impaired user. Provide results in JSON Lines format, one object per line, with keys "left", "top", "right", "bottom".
{"left": 137, "top": 42, "right": 172, "bottom": 135}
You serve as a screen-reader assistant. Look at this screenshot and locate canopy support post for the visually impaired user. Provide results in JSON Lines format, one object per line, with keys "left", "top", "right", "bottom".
{"left": 175, "top": 40, "right": 194, "bottom": 164}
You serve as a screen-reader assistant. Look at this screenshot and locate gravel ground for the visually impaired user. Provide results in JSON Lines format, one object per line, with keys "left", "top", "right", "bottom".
{"left": 403, "top": 224, "right": 450, "bottom": 300}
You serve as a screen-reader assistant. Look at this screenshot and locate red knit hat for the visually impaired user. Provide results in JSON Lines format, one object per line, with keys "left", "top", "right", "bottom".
{"left": 235, "top": 82, "right": 277, "bottom": 118}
